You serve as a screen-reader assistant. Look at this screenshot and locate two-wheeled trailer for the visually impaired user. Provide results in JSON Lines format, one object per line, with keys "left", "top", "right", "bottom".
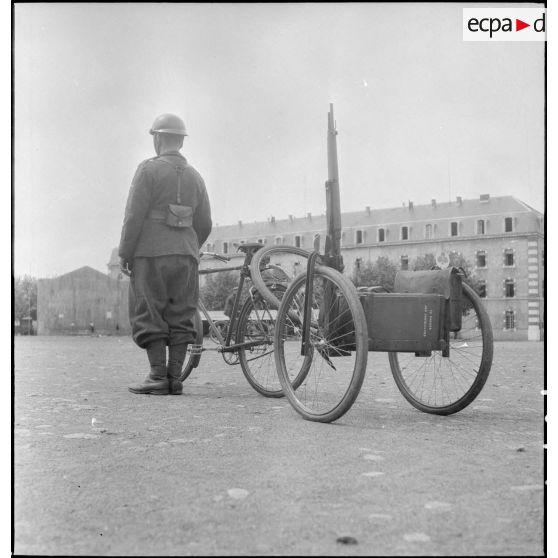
{"left": 250, "top": 105, "right": 493, "bottom": 422}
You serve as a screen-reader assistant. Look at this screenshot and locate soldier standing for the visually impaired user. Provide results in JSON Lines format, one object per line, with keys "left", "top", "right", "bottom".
{"left": 118, "top": 113, "right": 212, "bottom": 395}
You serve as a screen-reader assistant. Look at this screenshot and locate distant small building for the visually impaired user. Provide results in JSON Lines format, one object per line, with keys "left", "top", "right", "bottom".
{"left": 37, "top": 266, "right": 130, "bottom": 335}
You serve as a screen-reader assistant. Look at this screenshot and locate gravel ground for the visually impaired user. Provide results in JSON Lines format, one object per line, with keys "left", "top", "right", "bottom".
{"left": 13, "top": 336, "right": 545, "bottom": 556}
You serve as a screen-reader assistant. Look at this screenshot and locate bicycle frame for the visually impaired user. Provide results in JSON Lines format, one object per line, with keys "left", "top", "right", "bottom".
{"left": 195, "top": 298, "right": 268, "bottom": 354}
{"left": 197, "top": 245, "right": 282, "bottom": 357}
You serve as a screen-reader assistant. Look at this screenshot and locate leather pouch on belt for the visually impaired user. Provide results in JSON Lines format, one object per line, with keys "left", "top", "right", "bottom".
{"left": 165, "top": 204, "right": 193, "bottom": 228}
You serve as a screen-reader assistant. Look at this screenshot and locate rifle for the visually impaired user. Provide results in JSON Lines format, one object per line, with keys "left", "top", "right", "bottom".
{"left": 324, "top": 104, "right": 344, "bottom": 272}
{"left": 302, "top": 104, "right": 346, "bottom": 357}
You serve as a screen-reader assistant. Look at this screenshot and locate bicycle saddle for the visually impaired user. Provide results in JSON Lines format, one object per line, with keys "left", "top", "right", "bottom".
{"left": 236, "top": 242, "right": 264, "bottom": 254}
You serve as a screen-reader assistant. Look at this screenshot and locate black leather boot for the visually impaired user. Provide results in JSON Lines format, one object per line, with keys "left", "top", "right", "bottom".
{"left": 167, "top": 343, "right": 188, "bottom": 395}
{"left": 128, "top": 340, "right": 169, "bottom": 395}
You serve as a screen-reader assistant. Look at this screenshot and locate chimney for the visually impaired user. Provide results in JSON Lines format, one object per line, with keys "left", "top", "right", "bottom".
{"left": 365, "top": 206, "right": 371, "bottom": 216}
{"left": 270, "top": 216, "right": 275, "bottom": 224}
{"left": 289, "top": 214, "right": 294, "bottom": 222}
{"left": 480, "top": 194, "right": 490, "bottom": 203}
{"left": 408, "top": 201, "right": 414, "bottom": 211}
{"left": 431, "top": 199, "right": 437, "bottom": 208}
{"left": 238, "top": 220, "right": 242, "bottom": 227}
{"left": 307, "top": 212, "right": 312, "bottom": 221}
{"left": 456, "top": 196, "right": 462, "bottom": 206}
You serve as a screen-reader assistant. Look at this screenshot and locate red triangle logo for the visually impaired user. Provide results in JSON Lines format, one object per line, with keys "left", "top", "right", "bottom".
{"left": 516, "top": 19, "right": 530, "bottom": 31}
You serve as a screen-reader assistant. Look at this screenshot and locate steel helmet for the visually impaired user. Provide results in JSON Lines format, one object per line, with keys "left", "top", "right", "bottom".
{"left": 149, "top": 113, "right": 188, "bottom": 136}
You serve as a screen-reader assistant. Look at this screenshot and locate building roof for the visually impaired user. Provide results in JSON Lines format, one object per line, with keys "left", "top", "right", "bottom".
{"left": 106, "top": 194, "right": 542, "bottom": 256}
{"left": 207, "top": 195, "right": 542, "bottom": 240}
{"left": 48, "top": 266, "right": 109, "bottom": 282}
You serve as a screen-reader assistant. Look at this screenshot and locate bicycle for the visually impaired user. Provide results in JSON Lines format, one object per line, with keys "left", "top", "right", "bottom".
{"left": 178, "top": 243, "right": 294, "bottom": 397}
{"left": 249, "top": 244, "right": 493, "bottom": 422}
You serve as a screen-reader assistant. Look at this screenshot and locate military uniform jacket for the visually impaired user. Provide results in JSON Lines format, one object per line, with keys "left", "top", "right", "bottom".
{"left": 118, "top": 151, "right": 212, "bottom": 262}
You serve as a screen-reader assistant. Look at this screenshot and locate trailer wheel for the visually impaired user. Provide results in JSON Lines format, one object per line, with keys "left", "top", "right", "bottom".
{"left": 388, "top": 283, "right": 493, "bottom": 415}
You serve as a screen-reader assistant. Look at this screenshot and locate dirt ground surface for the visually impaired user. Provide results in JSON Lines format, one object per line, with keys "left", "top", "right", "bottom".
{"left": 13, "top": 336, "right": 545, "bottom": 556}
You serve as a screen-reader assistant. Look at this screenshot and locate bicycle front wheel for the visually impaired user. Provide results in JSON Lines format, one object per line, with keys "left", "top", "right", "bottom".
{"left": 388, "top": 282, "right": 493, "bottom": 415}
{"left": 274, "top": 266, "right": 368, "bottom": 422}
{"left": 179, "top": 310, "right": 204, "bottom": 382}
{"left": 250, "top": 245, "right": 314, "bottom": 309}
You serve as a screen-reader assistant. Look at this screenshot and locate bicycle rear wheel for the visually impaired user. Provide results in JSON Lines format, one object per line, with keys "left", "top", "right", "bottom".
{"left": 237, "top": 285, "right": 289, "bottom": 397}
{"left": 179, "top": 310, "right": 204, "bottom": 382}
{"left": 274, "top": 266, "right": 368, "bottom": 422}
{"left": 388, "top": 282, "right": 493, "bottom": 415}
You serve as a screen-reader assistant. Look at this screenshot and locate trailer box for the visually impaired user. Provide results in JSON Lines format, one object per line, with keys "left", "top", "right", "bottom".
{"left": 360, "top": 292, "right": 446, "bottom": 353}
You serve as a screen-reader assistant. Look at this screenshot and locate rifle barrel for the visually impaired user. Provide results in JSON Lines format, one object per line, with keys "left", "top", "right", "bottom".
{"left": 327, "top": 104, "right": 339, "bottom": 181}
{"left": 325, "top": 103, "right": 343, "bottom": 272}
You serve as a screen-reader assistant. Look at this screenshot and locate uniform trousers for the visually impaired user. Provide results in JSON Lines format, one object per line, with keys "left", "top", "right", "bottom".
{"left": 129, "top": 255, "right": 198, "bottom": 349}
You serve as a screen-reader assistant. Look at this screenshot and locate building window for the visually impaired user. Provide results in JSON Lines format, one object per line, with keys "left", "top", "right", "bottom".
{"left": 504, "top": 217, "right": 513, "bottom": 232}
{"left": 294, "top": 235, "right": 302, "bottom": 248}
{"left": 477, "top": 220, "right": 485, "bottom": 234}
{"left": 206, "top": 242, "right": 213, "bottom": 251}
{"left": 378, "top": 228, "right": 385, "bottom": 242}
{"left": 425, "top": 224, "right": 433, "bottom": 239}
{"left": 505, "top": 279, "right": 515, "bottom": 298}
{"left": 478, "top": 280, "right": 487, "bottom": 298}
{"left": 400, "top": 256, "right": 409, "bottom": 270}
{"left": 450, "top": 222, "right": 459, "bottom": 237}
{"left": 476, "top": 251, "right": 487, "bottom": 268}
{"left": 401, "top": 226, "right": 409, "bottom": 240}
{"left": 354, "top": 258, "right": 362, "bottom": 271}
{"left": 275, "top": 236, "right": 283, "bottom": 245}
{"left": 504, "top": 310, "right": 515, "bottom": 330}
{"left": 257, "top": 238, "right": 265, "bottom": 245}
{"left": 356, "top": 230, "right": 364, "bottom": 244}
{"left": 223, "top": 241, "right": 229, "bottom": 254}
{"left": 504, "top": 249, "right": 514, "bottom": 266}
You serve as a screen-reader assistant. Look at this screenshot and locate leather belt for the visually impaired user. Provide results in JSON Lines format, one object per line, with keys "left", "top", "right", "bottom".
{"left": 148, "top": 209, "right": 166, "bottom": 220}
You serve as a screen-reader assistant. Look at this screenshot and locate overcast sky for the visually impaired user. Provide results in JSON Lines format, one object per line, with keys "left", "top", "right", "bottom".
{"left": 13, "top": 2, "right": 545, "bottom": 278}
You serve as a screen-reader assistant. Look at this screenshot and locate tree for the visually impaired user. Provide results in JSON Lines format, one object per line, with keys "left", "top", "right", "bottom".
{"left": 411, "top": 253, "right": 437, "bottom": 271}
{"left": 199, "top": 271, "right": 240, "bottom": 311}
{"left": 14, "top": 275, "right": 38, "bottom": 333}
{"left": 350, "top": 256, "right": 398, "bottom": 291}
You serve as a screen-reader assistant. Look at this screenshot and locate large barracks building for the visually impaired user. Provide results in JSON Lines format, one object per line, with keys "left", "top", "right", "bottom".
{"left": 37, "top": 194, "right": 544, "bottom": 341}
{"left": 203, "top": 194, "right": 544, "bottom": 341}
